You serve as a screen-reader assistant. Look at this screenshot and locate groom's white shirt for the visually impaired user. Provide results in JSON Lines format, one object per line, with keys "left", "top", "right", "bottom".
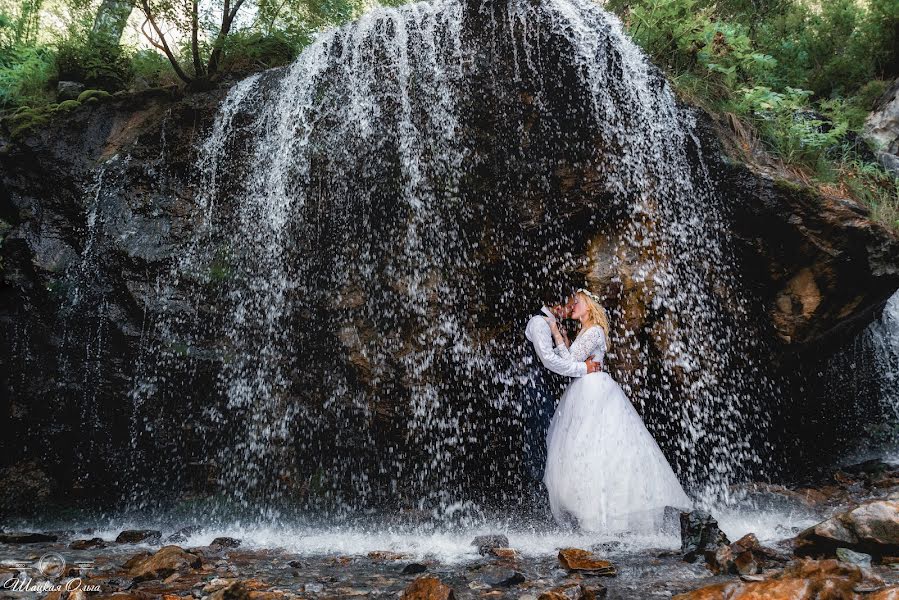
{"left": 525, "top": 306, "right": 587, "bottom": 378}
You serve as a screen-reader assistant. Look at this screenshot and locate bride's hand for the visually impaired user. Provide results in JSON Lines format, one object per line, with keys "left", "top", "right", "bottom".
{"left": 546, "top": 317, "right": 566, "bottom": 345}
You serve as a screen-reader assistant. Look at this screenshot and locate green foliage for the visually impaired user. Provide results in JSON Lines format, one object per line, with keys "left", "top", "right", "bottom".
{"left": 734, "top": 86, "right": 849, "bottom": 166}
{"left": 607, "top": 0, "right": 899, "bottom": 229}
{"left": 56, "top": 29, "right": 131, "bottom": 91}
{"left": 218, "top": 30, "right": 306, "bottom": 74}
{"left": 0, "top": 44, "right": 54, "bottom": 108}
{"left": 130, "top": 49, "right": 179, "bottom": 88}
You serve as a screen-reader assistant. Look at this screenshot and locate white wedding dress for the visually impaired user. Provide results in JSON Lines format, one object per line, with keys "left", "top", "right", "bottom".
{"left": 543, "top": 325, "right": 692, "bottom": 532}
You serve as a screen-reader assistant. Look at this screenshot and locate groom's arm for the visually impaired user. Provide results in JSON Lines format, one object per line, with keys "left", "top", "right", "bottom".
{"left": 526, "top": 318, "right": 588, "bottom": 378}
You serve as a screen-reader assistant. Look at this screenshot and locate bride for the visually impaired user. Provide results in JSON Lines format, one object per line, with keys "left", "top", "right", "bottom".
{"left": 542, "top": 288, "right": 692, "bottom": 532}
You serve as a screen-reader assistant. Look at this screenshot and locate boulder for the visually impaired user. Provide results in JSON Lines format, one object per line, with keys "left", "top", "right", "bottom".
{"left": 836, "top": 547, "right": 873, "bottom": 567}
{"left": 706, "top": 532, "right": 786, "bottom": 575}
{"left": 471, "top": 534, "right": 509, "bottom": 555}
{"left": 680, "top": 511, "right": 730, "bottom": 563}
{"left": 210, "top": 536, "right": 241, "bottom": 548}
{"left": 869, "top": 587, "right": 899, "bottom": 600}
{"left": 557, "top": 548, "right": 617, "bottom": 575}
{"left": 57, "top": 80, "right": 86, "bottom": 102}
{"left": 400, "top": 576, "right": 455, "bottom": 600}
{"left": 539, "top": 583, "right": 607, "bottom": 600}
{"left": 166, "top": 525, "right": 203, "bottom": 543}
{"left": 116, "top": 529, "right": 162, "bottom": 544}
{"left": 795, "top": 500, "right": 899, "bottom": 557}
{"left": 673, "top": 558, "right": 864, "bottom": 599}
{"left": 128, "top": 545, "right": 202, "bottom": 581}
{"left": 70, "top": 537, "right": 107, "bottom": 550}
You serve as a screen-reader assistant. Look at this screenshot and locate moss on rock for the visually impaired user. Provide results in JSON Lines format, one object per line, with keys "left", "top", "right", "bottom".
{"left": 54, "top": 100, "right": 82, "bottom": 112}
{"left": 76, "top": 89, "right": 112, "bottom": 103}
{"left": 5, "top": 108, "right": 52, "bottom": 137}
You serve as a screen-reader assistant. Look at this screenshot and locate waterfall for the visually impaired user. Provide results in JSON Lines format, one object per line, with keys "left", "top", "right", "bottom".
{"left": 128, "top": 0, "right": 777, "bottom": 521}
{"left": 872, "top": 291, "right": 899, "bottom": 422}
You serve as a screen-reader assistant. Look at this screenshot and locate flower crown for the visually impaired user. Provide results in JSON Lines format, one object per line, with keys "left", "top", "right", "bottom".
{"left": 576, "top": 287, "right": 603, "bottom": 305}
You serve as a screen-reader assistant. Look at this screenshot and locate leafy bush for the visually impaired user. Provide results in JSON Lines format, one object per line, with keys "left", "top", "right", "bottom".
{"left": 218, "top": 30, "right": 308, "bottom": 74}
{"left": 56, "top": 32, "right": 131, "bottom": 91}
{"left": 734, "top": 86, "right": 848, "bottom": 166}
{"left": 130, "top": 49, "right": 180, "bottom": 89}
{"left": 0, "top": 44, "right": 55, "bottom": 109}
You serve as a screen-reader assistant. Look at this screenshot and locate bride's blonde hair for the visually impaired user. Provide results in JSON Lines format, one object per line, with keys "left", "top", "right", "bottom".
{"left": 577, "top": 289, "right": 612, "bottom": 350}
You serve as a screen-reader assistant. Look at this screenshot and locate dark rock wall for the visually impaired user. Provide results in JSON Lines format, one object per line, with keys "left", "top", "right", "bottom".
{"left": 1, "top": 3, "right": 898, "bottom": 517}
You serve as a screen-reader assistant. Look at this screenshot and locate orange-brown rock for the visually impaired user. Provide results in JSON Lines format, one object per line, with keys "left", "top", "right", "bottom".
{"left": 557, "top": 548, "right": 617, "bottom": 575}
{"left": 400, "top": 576, "right": 455, "bottom": 600}
{"left": 128, "top": 545, "right": 202, "bottom": 582}
{"left": 869, "top": 587, "right": 899, "bottom": 600}
{"left": 489, "top": 547, "right": 518, "bottom": 559}
{"left": 673, "top": 558, "right": 863, "bottom": 600}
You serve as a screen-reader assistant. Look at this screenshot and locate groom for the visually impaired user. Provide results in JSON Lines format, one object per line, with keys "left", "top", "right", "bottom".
{"left": 522, "top": 295, "right": 602, "bottom": 484}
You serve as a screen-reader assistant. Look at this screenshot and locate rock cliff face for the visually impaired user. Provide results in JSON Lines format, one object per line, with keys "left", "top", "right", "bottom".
{"left": 1, "top": 0, "right": 897, "bottom": 517}
{"left": 866, "top": 77, "right": 899, "bottom": 176}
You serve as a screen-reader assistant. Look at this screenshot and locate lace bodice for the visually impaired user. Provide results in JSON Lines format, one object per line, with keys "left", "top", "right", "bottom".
{"left": 555, "top": 326, "right": 606, "bottom": 363}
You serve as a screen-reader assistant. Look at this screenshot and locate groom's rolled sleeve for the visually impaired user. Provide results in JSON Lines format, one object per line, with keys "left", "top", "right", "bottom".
{"left": 526, "top": 319, "right": 587, "bottom": 378}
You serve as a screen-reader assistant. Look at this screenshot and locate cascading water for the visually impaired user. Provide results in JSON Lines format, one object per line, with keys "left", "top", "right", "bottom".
{"left": 122, "top": 0, "right": 779, "bottom": 526}
{"left": 872, "top": 291, "right": 899, "bottom": 419}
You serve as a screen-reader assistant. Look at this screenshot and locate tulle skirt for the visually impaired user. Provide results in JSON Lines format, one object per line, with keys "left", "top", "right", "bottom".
{"left": 543, "top": 371, "right": 692, "bottom": 533}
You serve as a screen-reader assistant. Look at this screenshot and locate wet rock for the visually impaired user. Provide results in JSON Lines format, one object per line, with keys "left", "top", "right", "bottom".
{"left": 400, "top": 575, "right": 455, "bottom": 600}
{"left": 207, "top": 581, "right": 252, "bottom": 600}
{"left": 0, "top": 531, "right": 58, "bottom": 543}
{"left": 478, "top": 566, "right": 525, "bottom": 587}
{"left": 869, "top": 587, "right": 899, "bottom": 600}
{"left": 116, "top": 529, "right": 162, "bottom": 544}
{"left": 402, "top": 562, "right": 428, "bottom": 575}
{"left": 496, "top": 571, "right": 525, "bottom": 587}
{"left": 557, "top": 548, "right": 617, "bottom": 575}
{"left": 128, "top": 544, "right": 202, "bottom": 581}
{"left": 204, "top": 577, "right": 238, "bottom": 593}
{"left": 836, "top": 547, "right": 873, "bottom": 567}
{"left": 539, "top": 583, "right": 607, "bottom": 600}
{"left": 864, "top": 77, "right": 899, "bottom": 176}
{"left": 674, "top": 558, "right": 875, "bottom": 600}
{"left": 795, "top": 499, "right": 899, "bottom": 557}
{"left": 210, "top": 536, "right": 242, "bottom": 548}
{"left": 122, "top": 551, "right": 152, "bottom": 569}
{"left": 368, "top": 550, "right": 407, "bottom": 560}
{"left": 200, "top": 578, "right": 275, "bottom": 599}
{"left": 489, "top": 547, "right": 518, "bottom": 559}
{"left": 70, "top": 537, "right": 107, "bottom": 550}
{"left": 57, "top": 81, "right": 85, "bottom": 102}
{"left": 706, "top": 532, "right": 784, "bottom": 575}
{"left": 166, "top": 525, "right": 203, "bottom": 543}
{"left": 680, "top": 511, "right": 730, "bottom": 563}
{"left": 472, "top": 534, "right": 509, "bottom": 555}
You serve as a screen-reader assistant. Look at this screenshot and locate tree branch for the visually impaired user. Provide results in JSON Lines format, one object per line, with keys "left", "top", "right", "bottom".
{"left": 139, "top": 8, "right": 193, "bottom": 83}
{"left": 206, "top": 0, "right": 247, "bottom": 77}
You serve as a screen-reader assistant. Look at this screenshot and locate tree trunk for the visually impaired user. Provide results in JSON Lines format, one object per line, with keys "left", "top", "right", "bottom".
{"left": 91, "top": 0, "right": 134, "bottom": 44}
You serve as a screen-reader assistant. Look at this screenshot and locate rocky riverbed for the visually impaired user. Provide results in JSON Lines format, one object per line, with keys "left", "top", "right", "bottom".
{"left": 5, "top": 457, "right": 899, "bottom": 599}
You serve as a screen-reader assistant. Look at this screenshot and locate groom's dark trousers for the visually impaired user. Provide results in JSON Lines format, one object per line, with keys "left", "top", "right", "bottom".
{"left": 521, "top": 352, "right": 560, "bottom": 483}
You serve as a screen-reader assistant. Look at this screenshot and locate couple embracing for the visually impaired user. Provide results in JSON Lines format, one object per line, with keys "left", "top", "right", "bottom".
{"left": 524, "top": 288, "right": 692, "bottom": 533}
